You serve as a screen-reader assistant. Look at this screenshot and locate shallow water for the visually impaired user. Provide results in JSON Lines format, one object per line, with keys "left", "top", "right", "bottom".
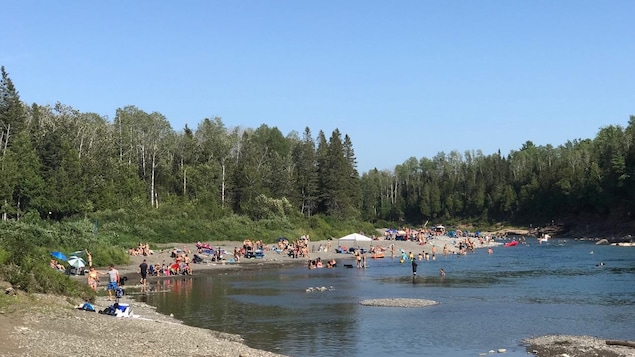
{"left": 138, "top": 240, "right": 635, "bottom": 357}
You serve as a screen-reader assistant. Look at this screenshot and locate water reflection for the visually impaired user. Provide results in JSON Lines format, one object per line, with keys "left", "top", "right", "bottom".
{"left": 138, "top": 242, "right": 635, "bottom": 357}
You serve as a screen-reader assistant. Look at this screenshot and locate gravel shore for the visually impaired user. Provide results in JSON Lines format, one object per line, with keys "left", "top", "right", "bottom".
{"left": 1, "top": 293, "right": 288, "bottom": 357}
{"left": 523, "top": 335, "right": 635, "bottom": 357}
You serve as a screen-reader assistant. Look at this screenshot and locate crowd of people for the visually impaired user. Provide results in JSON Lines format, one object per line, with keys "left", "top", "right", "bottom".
{"left": 128, "top": 242, "right": 152, "bottom": 256}
{"left": 274, "top": 236, "right": 312, "bottom": 259}
{"left": 308, "top": 257, "right": 337, "bottom": 269}
{"left": 76, "top": 230, "right": 494, "bottom": 296}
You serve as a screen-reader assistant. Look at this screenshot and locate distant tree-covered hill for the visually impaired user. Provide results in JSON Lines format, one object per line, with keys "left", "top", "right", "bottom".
{"left": 1, "top": 65, "right": 634, "bottom": 233}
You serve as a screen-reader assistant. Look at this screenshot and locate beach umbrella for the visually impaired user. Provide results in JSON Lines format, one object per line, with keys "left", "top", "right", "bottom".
{"left": 67, "top": 256, "right": 86, "bottom": 268}
{"left": 50, "top": 251, "right": 67, "bottom": 262}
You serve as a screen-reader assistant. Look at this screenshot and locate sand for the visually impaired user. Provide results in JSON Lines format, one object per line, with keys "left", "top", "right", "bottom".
{"left": 113, "top": 235, "right": 489, "bottom": 280}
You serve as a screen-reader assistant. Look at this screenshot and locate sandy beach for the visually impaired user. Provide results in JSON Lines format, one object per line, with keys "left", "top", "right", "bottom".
{"left": 115, "top": 234, "right": 480, "bottom": 280}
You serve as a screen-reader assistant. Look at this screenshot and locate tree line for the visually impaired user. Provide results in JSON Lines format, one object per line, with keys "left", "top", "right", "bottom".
{"left": 361, "top": 123, "right": 635, "bottom": 227}
{"left": 1, "top": 66, "right": 634, "bottom": 227}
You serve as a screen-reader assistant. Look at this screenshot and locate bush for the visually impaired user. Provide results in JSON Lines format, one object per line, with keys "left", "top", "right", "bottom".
{"left": 0, "top": 262, "right": 94, "bottom": 299}
{"left": 90, "top": 244, "right": 129, "bottom": 267}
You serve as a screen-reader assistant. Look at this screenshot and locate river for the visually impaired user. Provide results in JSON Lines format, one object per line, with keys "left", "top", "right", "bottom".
{"left": 137, "top": 239, "right": 635, "bottom": 357}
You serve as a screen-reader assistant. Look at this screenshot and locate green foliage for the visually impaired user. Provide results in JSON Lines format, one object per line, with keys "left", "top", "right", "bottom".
{"left": 0, "top": 248, "right": 10, "bottom": 265}
{"left": 245, "top": 194, "right": 294, "bottom": 220}
{"left": 304, "top": 214, "right": 375, "bottom": 240}
{"left": 0, "top": 222, "right": 96, "bottom": 298}
{"left": 1, "top": 262, "right": 94, "bottom": 299}
{"left": 90, "top": 245, "right": 129, "bottom": 267}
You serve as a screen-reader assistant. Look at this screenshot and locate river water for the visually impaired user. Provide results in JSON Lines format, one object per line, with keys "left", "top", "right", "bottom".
{"left": 137, "top": 240, "right": 635, "bottom": 357}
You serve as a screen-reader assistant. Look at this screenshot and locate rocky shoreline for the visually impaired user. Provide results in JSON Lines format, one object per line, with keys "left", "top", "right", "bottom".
{"left": 523, "top": 335, "right": 635, "bottom": 357}
{"left": 0, "top": 292, "right": 288, "bottom": 357}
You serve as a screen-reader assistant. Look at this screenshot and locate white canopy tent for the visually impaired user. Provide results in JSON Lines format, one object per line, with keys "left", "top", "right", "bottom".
{"left": 338, "top": 233, "right": 372, "bottom": 242}
{"left": 338, "top": 233, "right": 373, "bottom": 252}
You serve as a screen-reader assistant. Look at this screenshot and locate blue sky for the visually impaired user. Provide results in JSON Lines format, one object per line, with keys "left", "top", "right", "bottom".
{"left": 3, "top": 1, "right": 634, "bottom": 172}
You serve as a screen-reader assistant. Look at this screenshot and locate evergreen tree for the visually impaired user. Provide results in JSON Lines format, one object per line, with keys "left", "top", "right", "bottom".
{"left": 11, "top": 130, "right": 45, "bottom": 217}
{"left": 343, "top": 134, "right": 362, "bottom": 217}
{"left": 0, "top": 66, "right": 26, "bottom": 154}
{"left": 315, "top": 130, "right": 329, "bottom": 214}
{"left": 292, "top": 127, "right": 318, "bottom": 216}
{"left": 39, "top": 129, "right": 86, "bottom": 218}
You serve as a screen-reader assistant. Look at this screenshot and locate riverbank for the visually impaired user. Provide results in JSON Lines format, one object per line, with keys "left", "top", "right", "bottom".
{"left": 4, "top": 236, "right": 633, "bottom": 356}
{"left": 0, "top": 291, "right": 288, "bottom": 357}
{"left": 112, "top": 235, "right": 491, "bottom": 280}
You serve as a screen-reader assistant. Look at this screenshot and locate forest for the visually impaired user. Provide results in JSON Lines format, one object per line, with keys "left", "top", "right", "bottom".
{"left": 1, "top": 65, "right": 635, "bottom": 232}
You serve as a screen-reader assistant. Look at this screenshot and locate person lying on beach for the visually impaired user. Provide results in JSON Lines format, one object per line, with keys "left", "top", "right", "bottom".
{"left": 76, "top": 300, "right": 96, "bottom": 312}
{"left": 55, "top": 260, "right": 65, "bottom": 272}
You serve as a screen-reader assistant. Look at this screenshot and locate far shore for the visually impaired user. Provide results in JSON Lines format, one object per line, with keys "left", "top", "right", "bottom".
{"left": 90, "top": 234, "right": 499, "bottom": 285}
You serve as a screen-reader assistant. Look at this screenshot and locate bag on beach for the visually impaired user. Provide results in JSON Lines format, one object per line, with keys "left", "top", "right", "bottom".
{"left": 99, "top": 305, "right": 117, "bottom": 316}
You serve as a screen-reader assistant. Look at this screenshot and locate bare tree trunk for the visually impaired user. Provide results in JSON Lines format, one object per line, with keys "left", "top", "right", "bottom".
{"left": 151, "top": 151, "right": 156, "bottom": 208}
{"left": 183, "top": 167, "right": 187, "bottom": 197}
{"left": 141, "top": 144, "right": 147, "bottom": 177}
{"left": 221, "top": 158, "right": 226, "bottom": 209}
{"left": 118, "top": 120, "right": 123, "bottom": 161}
{"left": 78, "top": 136, "right": 84, "bottom": 159}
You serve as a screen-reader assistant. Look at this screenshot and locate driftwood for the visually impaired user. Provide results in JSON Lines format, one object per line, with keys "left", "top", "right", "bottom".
{"left": 605, "top": 340, "right": 635, "bottom": 348}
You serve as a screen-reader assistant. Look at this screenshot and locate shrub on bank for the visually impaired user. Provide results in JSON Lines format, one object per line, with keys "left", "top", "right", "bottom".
{"left": 0, "top": 209, "right": 376, "bottom": 296}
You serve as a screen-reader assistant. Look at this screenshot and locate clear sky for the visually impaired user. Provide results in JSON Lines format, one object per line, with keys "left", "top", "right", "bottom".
{"left": 3, "top": 1, "right": 634, "bottom": 173}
